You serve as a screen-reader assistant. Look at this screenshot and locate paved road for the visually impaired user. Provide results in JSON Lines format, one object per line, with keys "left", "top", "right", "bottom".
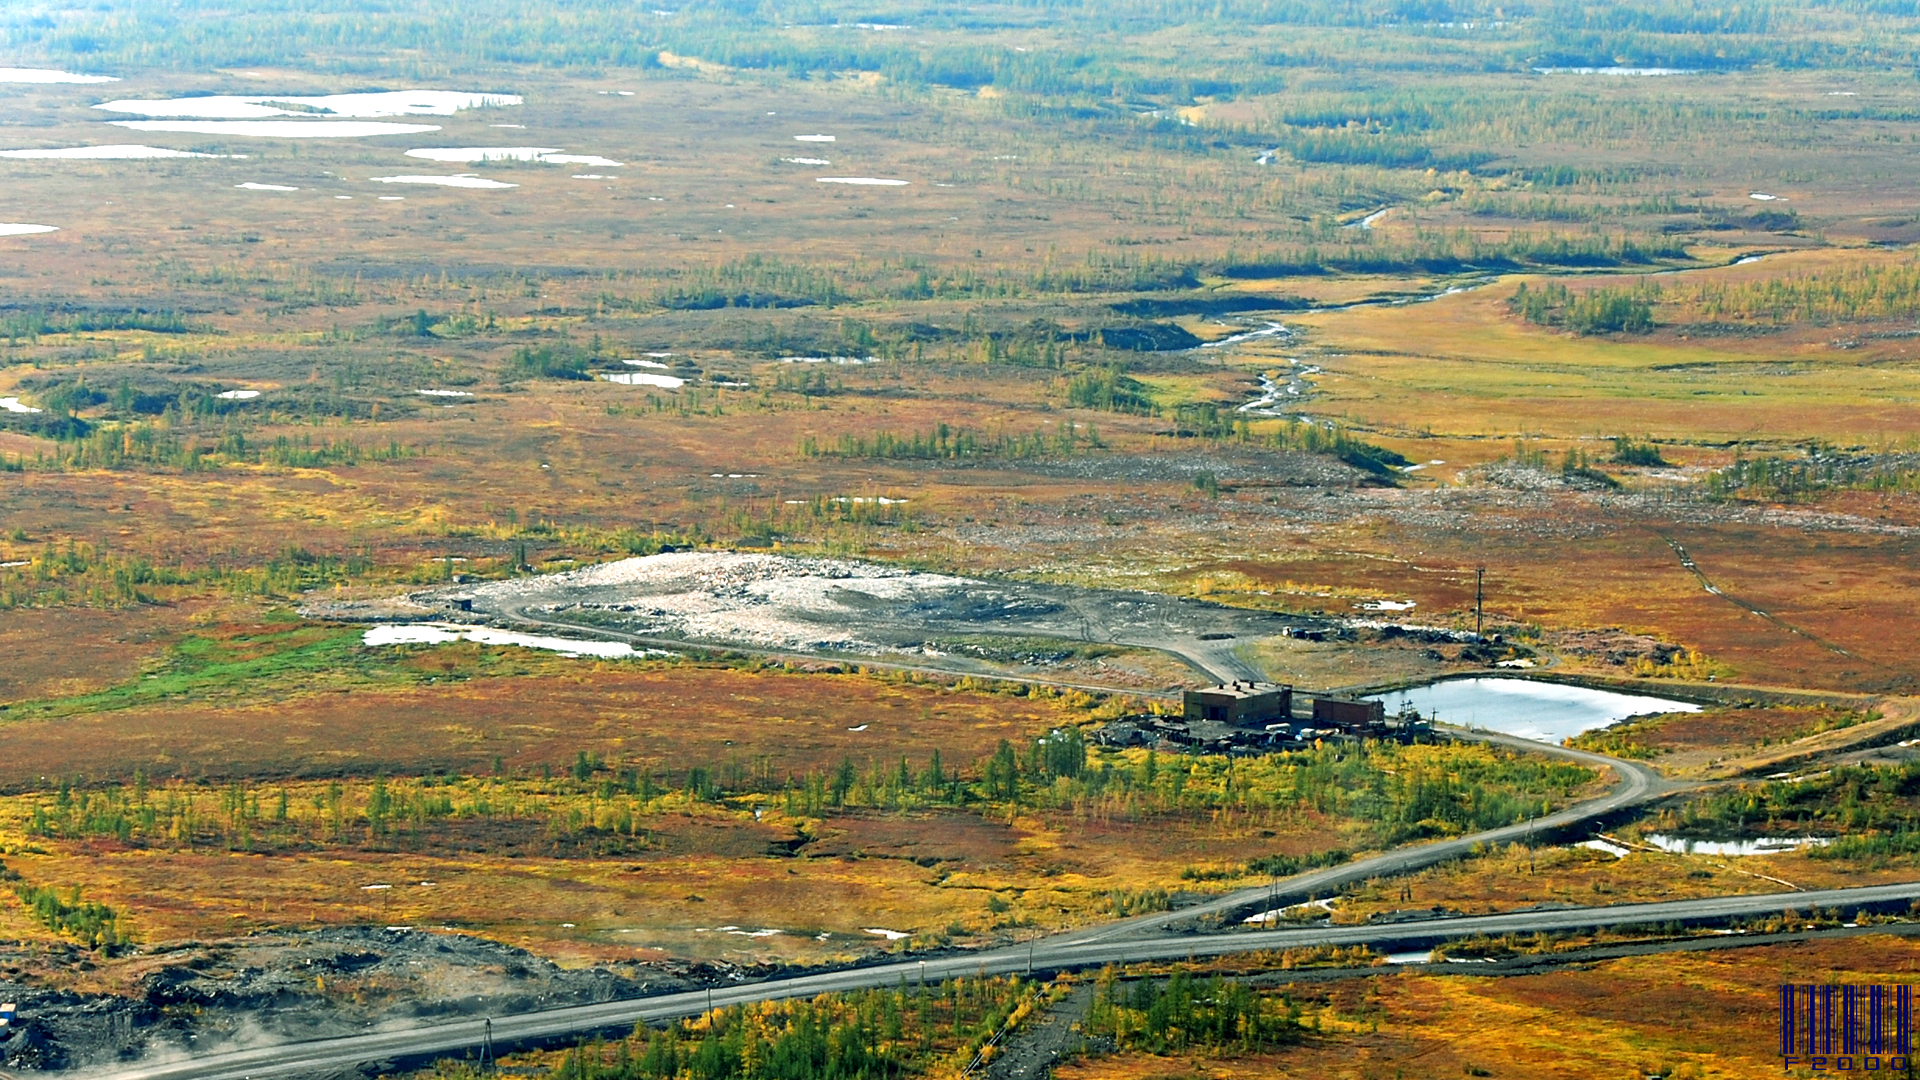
{"left": 70, "top": 730, "right": 1695, "bottom": 1080}
{"left": 83, "top": 880, "right": 1920, "bottom": 1080}
{"left": 127, "top": 594, "right": 1848, "bottom": 1079}
{"left": 489, "top": 602, "right": 1678, "bottom": 941}
{"left": 1053, "top": 728, "right": 1675, "bottom": 944}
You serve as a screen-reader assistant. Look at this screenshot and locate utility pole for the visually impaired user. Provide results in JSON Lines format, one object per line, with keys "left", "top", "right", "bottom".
{"left": 1475, "top": 565, "right": 1486, "bottom": 640}
{"left": 480, "top": 1017, "right": 494, "bottom": 1074}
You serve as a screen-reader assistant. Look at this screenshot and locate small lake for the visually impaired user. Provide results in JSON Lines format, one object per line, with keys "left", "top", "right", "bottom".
{"left": 1369, "top": 677, "right": 1699, "bottom": 743}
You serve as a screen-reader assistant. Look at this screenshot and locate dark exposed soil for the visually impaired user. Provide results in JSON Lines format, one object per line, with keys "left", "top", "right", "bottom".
{"left": 800, "top": 810, "right": 1025, "bottom": 867}
{"left": 984, "top": 982, "right": 1093, "bottom": 1080}
{"left": 0, "top": 927, "right": 737, "bottom": 1073}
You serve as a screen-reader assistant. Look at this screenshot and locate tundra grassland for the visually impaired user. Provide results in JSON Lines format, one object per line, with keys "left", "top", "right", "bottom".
{"left": 0, "top": 623, "right": 1605, "bottom": 965}
{"left": 1051, "top": 934, "right": 1920, "bottom": 1080}
{"left": 0, "top": 3, "right": 1919, "bottom": 1057}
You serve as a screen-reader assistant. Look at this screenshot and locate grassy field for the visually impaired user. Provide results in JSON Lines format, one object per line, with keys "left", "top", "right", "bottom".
{"left": 1055, "top": 933, "right": 1919, "bottom": 1080}
{"left": 1, "top": 12, "right": 1920, "bottom": 1059}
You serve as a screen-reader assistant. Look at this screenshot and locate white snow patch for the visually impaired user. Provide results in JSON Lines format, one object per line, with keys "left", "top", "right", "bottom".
{"left": 0, "top": 560, "right": 29, "bottom": 567}
{"left": 362, "top": 622, "right": 647, "bottom": 659}
{"left": 216, "top": 390, "right": 261, "bottom": 400}
{"left": 0, "top": 397, "right": 41, "bottom": 413}
{"left": 110, "top": 120, "right": 441, "bottom": 138}
{"left": 0, "top": 68, "right": 117, "bottom": 84}
{"left": 95, "top": 91, "right": 520, "bottom": 119}
{"left": 816, "top": 177, "right": 907, "bottom": 186}
{"left": 794, "top": 134, "right": 836, "bottom": 142}
{"left": 369, "top": 173, "right": 517, "bottom": 189}
{"left": 0, "top": 144, "right": 227, "bottom": 159}
{"left": 863, "top": 928, "right": 910, "bottom": 940}
{"left": 417, "top": 389, "right": 474, "bottom": 397}
{"left": 782, "top": 157, "right": 830, "bottom": 165}
{"left": 847, "top": 724, "right": 869, "bottom": 732}
{"left": 1358, "top": 599, "right": 1417, "bottom": 611}
{"left": 236, "top": 182, "right": 299, "bottom": 191}
{"left": 1749, "top": 192, "right": 1782, "bottom": 201}
{"left": 379, "top": 196, "right": 405, "bottom": 200}
{"left": 0, "top": 224, "right": 57, "bottom": 236}
{"left": 602, "top": 371, "right": 685, "bottom": 388}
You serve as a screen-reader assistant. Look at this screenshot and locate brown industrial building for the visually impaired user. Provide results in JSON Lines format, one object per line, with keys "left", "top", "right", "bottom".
{"left": 1183, "top": 682, "right": 1293, "bottom": 726}
{"left": 1312, "top": 696, "right": 1386, "bottom": 727}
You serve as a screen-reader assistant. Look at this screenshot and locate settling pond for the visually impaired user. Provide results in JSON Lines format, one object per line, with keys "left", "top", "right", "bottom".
{"left": 1370, "top": 677, "right": 1699, "bottom": 743}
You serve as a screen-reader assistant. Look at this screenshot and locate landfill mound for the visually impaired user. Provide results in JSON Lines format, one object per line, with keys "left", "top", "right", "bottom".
{"left": 449, "top": 551, "right": 978, "bottom": 653}
{"left": 373, "top": 552, "right": 1308, "bottom": 679}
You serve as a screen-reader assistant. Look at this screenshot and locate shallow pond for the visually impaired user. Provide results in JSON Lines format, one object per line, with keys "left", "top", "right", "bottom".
{"left": 110, "top": 119, "right": 441, "bottom": 138}
{"left": 1642, "top": 834, "right": 1830, "bottom": 857}
{"left": 1369, "top": 676, "right": 1699, "bottom": 743}
{"left": 94, "top": 90, "right": 518, "bottom": 119}
{"left": 0, "top": 68, "right": 117, "bottom": 84}
{"left": 0, "top": 144, "right": 221, "bottom": 159}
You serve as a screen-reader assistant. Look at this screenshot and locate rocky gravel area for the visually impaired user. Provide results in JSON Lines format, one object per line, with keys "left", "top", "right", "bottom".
{"left": 983, "top": 982, "right": 1094, "bottom": 1080}
{"left": 310, "top": 552, "right": 1311, "bottom": 684}
{"left": 0, "top": 929, "right": 734, "bottom": 1072}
